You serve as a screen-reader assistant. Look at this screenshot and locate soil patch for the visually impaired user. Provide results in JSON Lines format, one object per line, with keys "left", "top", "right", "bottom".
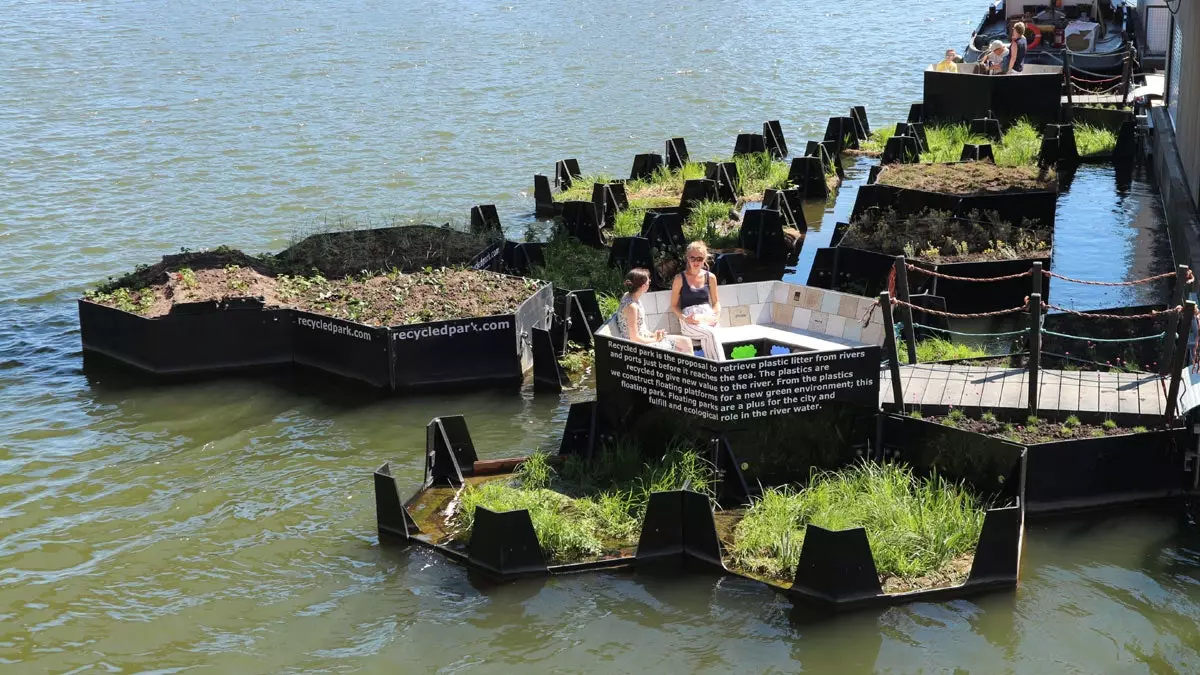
{"left": 277, "top": 225, "right": 497, "bottom": 277}
{"left": 881, "top": 552, "right": 974, "bottom": 593}
{"left": 88, "top": 265, "right": 540, "bottom": 325}
{"left": 877, "top": 163, "right": 1055, "bottom": 195}
{"left": 278, "top": 268, "right": 538, "bottom": 326}
{"left": 921, "top": 412, "right": 1150, "bottom": 444}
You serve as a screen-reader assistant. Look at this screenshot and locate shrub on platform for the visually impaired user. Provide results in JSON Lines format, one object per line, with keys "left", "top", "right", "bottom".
{"left": 727, "top": 462, "right": 985, "bottom": 587}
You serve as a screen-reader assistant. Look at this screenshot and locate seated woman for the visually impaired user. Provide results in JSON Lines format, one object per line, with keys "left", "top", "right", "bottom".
{"left": 670, "top": 241, "right": 724, "bottom": 361}
{"left": 615, "top": 268, "right": 691, "bottom": 354}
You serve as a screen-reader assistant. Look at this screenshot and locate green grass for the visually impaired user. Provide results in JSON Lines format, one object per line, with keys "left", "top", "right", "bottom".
{"left": 683, "top": 200, "right": 739, "bottom": 249}
{"left": 730, "top": 151, "right": 790, "bottom": 198}
{"left": 530, "top": 234, "right": 624, "bottom": 298}
{"left": 727, "top": 462, "right": 986, "bottom": 582}
{"left": 453, "top": 441, "right": 715, "bottom": 563}
{"left": 913, "top": 119, "right": 1042, "bottom": 166}
{"left": 859, "top": 127, "right": 896, "bottom": 153}
{"left": 898, "top": 337, "right": 988, "bottom": 364}
{"left": 612, "top": 207, "right": 645, "bottom": 238}
{"left": 1075, "top": 123, "right": 1118, "bottom": 157}
{"left": 558, "top": 342, "right": 594, "bottom": 382}
{"left": 553, "top": 173, "right": 615, "bottom": 202}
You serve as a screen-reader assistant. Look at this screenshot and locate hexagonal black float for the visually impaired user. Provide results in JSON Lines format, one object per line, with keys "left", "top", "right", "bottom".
{"left": 763, "top": 120, "right": 788, "bottom": 158}
{"left": 734, "top": 133, "right": 766, "bottom": 156}
{"left": 704, "top": 161, "right": 740, "bottom": 203}
{"left": 665, "top": 137, "right": 689, "bottom": 170}
{"left": 787, "top": 156, "right": 827, "bottom": 199}
{"left": 960, "top": 143, "right": 996, "bottom": 162}
{"left": 630, "top": 152, "right": 664, "bottom": 180}
{"left": 555, "top": 158, "right": 581, "bottom": 190}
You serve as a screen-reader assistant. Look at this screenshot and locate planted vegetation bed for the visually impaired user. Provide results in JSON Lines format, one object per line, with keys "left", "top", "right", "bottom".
{"left": 914, "top": 409, "right": 1151, "bottom": 444}
{"left": 876, "top": 163, "right": 1054, "bottom": 195}
{"left": 722, "top": 462, "right": 986, "bottom": 593}
{"left": 87, "top": 265, "right": 537, "bottom": 325}
{"left": 861, "top": 120, "right": 1043, "bottom": 165}
{"left": 82, "top": 225, "right": 521, "bottom": 323}
{"left": 841, "top": 208, "right": 1050, "bottom": 263}
{"left": 423, "top": 442, "right": 714, "bottom": 564}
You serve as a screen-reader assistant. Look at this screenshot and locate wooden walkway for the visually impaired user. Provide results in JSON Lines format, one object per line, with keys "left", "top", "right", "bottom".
{"left": 880, "top": 363, "right": 1178, "bottom": 416}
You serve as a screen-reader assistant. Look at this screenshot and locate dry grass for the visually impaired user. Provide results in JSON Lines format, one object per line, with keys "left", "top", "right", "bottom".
{"left": 877, "top": 163, "right": 1055, "bottom": 195}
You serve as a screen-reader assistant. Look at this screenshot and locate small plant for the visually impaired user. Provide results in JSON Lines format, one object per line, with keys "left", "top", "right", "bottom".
{"left": 176, "top": 267, "right": 198, "bottom": 289}
{"left": 1102, "top": 419, "right": 1118, "bottom": 430}
{"left": 980, "top": 411, "right": 997, "bottom": 424}
{"left": 85, "top": 287, "right": 155, "bottom": 315}
{"left": 1002, "top": 423, "right": 1015, "bottom": 434}
{"left": 1064, "top": 415, "right": 1081, "bottom": 428}
{"left": 1132, "top": 426, "right": 1148, "bottom": 434}
{"left": 1058, "top": 425, "right": 1074, "bottom": 438}
{"left": 1090, "top": 429, "right": 1106, "bottom": 438}
{"left": 516, "top": 450, "right": 555, "bottom": 490}
{"left": 909, "top": 410, "right": 924, "bottom": 419}
{"left": 948, "top": 408, "right": 965, "bottom": 422}
{"left": 1025, "top": 416, "right": 1040, "bottom": 427}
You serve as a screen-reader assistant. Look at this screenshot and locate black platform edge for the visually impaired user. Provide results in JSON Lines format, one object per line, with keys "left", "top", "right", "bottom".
{"left": 850, "top": 181, "right": 1058, "bottom": 228}
{"left": 81, "top": 279, "right": 552, "bottom": 393}
{"left": 373, "top": 461, "right": 421, "bottom": 542}
{"left": 884, "top": 413, "right": 1190, "bottom": 516}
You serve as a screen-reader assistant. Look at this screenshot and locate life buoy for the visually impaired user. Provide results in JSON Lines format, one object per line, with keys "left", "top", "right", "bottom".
{"left": 1027, "top": 28, "right": 1042, "bottom": 49}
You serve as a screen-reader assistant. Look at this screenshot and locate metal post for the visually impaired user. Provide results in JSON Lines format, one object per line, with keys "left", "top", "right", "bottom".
{"left": 894, "top": 256, "right": 918, "bottom": 365}
{"left": 1028, "top": 292, "right": 1042, "bottom": 416}
{"left": 1161, "top": 265, "right": 1189, "bottom": 374}
{"left": 880, "top": 291, "right": 905, "bottom": 409}
{"left": 1164, "top": 301, "right": 1195, "bottom": 422}
{"left": 1064, "top": 51, "right": 1074, "bottom": 108}
{"left": 1031, "top": 261, "right": 1043, "bottom": 301}
{"left": 1120, "top": 50, "right": 1133, "bottom": 107}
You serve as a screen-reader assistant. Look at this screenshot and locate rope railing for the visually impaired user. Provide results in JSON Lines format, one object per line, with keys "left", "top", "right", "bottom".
{"left": 913, "top": 322, "right": 1030, "bottom": 339}
{"left": 1042, "top": 329, "right": 1167, "bottom": 343}
{"left": 1042, "top": 269, "right": 1187, "bottom": 287}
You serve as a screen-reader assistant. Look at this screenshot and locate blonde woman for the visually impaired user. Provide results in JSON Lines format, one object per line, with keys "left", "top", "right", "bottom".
{"left": 670, "top": 241, "right": 724, "bottom": 361}
{"left": 615, "top": 268, "right": 691, "bottom": 353}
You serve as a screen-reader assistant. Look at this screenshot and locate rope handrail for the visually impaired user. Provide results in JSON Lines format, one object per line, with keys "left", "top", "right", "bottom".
{"left": 913, "top": 322, "right": 1030, "bottom": 338}
{"left": 1042, "top": 329, "right": 1167, "bottom": 343}
{"left": 1042, "top": 269, "right": 1189, "bottom": 287}
{"left": 1043, "top": 303, "right": 1186, "bottom": 320}
{"left": 905, "top": 263, "right": 1032, "bottom": 283}
{"left": 1070, "top": 73, "right": 1124, "bottom": 84}
{"left": 892, "top": 297, "right": 1029, "bottom": 319}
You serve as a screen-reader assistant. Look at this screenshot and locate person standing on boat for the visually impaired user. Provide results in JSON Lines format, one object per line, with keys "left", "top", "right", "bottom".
{"left": 670, "top": 241, "right": 725, "bottom": 361}
{"left": 1008, "top": 22, "right": 1027, "bottom": 74}
{"left": 981, "top": 40, "right": 1008, "bottom": 75}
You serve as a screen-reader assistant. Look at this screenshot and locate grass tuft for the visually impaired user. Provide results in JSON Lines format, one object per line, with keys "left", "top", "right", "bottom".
{"left": 453, "top": 440, "right": 715, "bottom": 564}
{"left": 898, "top": 337, "right": 988, "bottom": 364}
{"left": 728, "top": 462, "right": 986, "bottom": 582}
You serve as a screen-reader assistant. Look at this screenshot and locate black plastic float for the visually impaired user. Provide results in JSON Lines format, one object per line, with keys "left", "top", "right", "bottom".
{"left": 823, "top": 116, "right": 859, "bottom": 152}
{"left": 679, "top": 178, "right": 719, "bottom": 219}
{"left": 704, "top": 162, "right": 740, "bottom": 203}
{"left": 374, "top": 407, "right": 1027, "bottom": 611}
{"left": 665, "top": 137, "right": 689, "bottom": 170}
{"left": 79, "top": 298, "right": 293, "bottom": 376}
{"left": 469, "top": 204, "right": 502, "bottom": 235}
{"left": 787, "top": 156, "right": 827, "bottom": 199}
{"left": 555, "top": 158, "right": 581, "bottom": 190}
{"left": 763, "top": 120, "right": 788, "bottom": 158}
{"left": 81, "top": 275, "right": 553, "bottom": 393}
{"left": 884, "top": 413, "right": 1191, "bottom": 516}
{"left": 969, "top": 114, "right": 1003, "bottom": 142}
{"left": 851, "top": 106, "right": 871, "bottom": 139}
{"left": 960, "top": 143, "right": 996, "bottom": 162}
{"left": 850, "top": 181, "right": 1058, "bottom": 229}
{"left": 533, "top": 174, "right": 558, "bottom": 217}
{"left": 630, "top": 152, "right": 664, "bottom": 180}
{"left": 763, "top": 188, "right": 808, "bottom": 231}
{"left": 880, "top": 135, "right": 921, "bottom": 164}
{"left": 560, "top": 200, "right": 606, "bottom": 248}
{"left": 734, "top": 133, "right": 766, "bottom": 156}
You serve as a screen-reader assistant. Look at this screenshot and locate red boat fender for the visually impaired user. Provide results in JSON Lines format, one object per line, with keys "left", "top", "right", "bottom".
{"left": 1028, "top": 27, "right": 1042, "bottom": 49}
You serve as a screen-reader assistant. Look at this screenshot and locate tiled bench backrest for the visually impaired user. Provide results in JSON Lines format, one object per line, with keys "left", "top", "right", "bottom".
{"left": 627, "top": 281, "right": 885, "bottom": 346}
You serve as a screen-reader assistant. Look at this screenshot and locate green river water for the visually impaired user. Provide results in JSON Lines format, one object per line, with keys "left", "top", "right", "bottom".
{"left": 2, "top": 1, "right": 1198, "bottom": 672}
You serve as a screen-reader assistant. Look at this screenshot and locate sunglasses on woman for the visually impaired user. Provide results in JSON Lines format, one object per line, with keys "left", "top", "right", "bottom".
{"left": 687, "top": 256, "right": 705, "bottom": 262}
